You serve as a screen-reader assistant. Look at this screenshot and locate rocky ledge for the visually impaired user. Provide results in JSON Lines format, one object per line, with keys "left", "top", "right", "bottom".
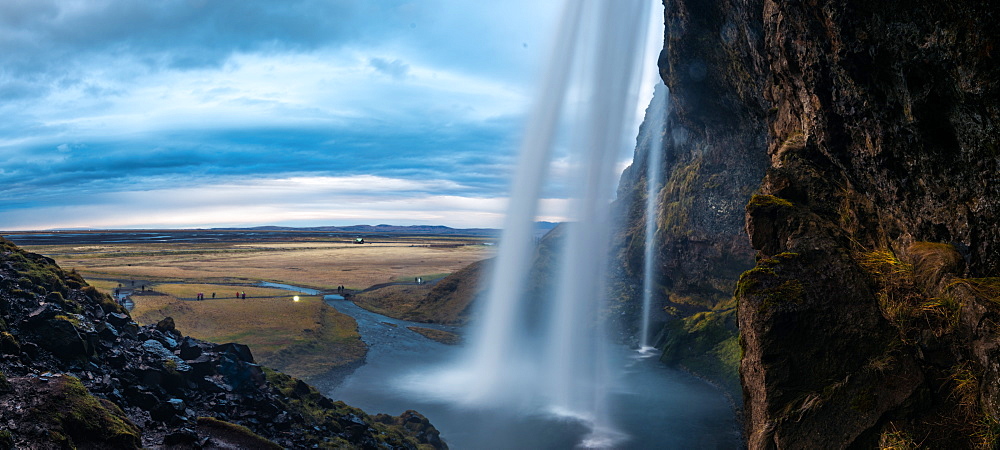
{"left": 0, "top": 237, "right": 445, "bottom": 449}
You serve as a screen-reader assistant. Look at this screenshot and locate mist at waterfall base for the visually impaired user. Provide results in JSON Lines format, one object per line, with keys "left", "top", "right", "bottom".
{"left": 326, "top": 300, "right": 738, "bottom": 449}
{"left": 325, "top": 1, "right": 738, "bottom": 448}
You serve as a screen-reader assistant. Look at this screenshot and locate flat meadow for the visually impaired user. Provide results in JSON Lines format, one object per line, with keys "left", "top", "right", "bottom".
{"left": 16, "top": 231, "right": 493, "bottom": 380}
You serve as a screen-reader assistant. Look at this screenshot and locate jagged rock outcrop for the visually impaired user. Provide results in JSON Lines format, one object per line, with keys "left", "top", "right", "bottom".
{"left": 0, "top": 237, "right": 445, "bottom": 449}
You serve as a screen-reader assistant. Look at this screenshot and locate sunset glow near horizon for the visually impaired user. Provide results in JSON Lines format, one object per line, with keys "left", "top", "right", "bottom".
{"left": 0, "top": 1, "right": 664, "bottom": 231}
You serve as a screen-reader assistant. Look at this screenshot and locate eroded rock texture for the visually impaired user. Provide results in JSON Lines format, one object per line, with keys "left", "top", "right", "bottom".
{"left": 737, "top": 0, "right": 998, "bottom": 447}
{"left": 617, "top": 0, "right": 998, "bottom": 446}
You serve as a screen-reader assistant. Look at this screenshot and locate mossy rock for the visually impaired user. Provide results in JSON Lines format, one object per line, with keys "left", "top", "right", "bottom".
{"left": 736, "top": 252, "right": 804, "bottom": 312}
{"left": 37, "top": 376, "right": 141, "bottom": 448}
{"left": 262, "top": 367, "right": 437, "bottom": 448}
{"left": 0, "top": 332, "right": 19, "bottom": 356}
{"left": 747, "top": 194, "right": 793, "bottom": 210}
{"left": 660, "top": 305, "right": 741, "bottom": 395}
{"left": 196, "top": 417, "right": 281, "bottom": 449}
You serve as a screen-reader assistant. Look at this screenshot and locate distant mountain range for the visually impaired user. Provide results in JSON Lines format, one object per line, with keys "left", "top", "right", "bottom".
{"left": 228, "top": 222, "right": 559, "bottom": 237}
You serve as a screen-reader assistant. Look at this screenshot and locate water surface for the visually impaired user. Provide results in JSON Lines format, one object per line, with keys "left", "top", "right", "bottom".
{"left": 322, "top": 296, "right": 739, "bottom": 449}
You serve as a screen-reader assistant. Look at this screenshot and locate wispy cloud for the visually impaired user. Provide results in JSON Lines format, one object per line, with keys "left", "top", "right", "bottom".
{"left": 0, "top": 174, "right": 571, "bottom": 230}
{"left": 369, "top": 57, "right": 410, "bottom": 80}
{"left": 0, "top": 0, "right": 656, "bottom": 231}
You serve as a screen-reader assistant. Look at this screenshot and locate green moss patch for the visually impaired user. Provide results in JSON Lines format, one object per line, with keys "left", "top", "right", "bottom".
{"left": 660, "top": 305, "right": 740, "bottom": 395}
{"left": 659, "top": 155, "right": 704, "bottom": 236}
{"left": 196, "top": 417, "right": 281, "bottom": 449}
{"left": 736, "top": 252, "right": 804, "bottom": 312}
{"left": 33, "top": 375, "right": 141, "bottom": 448}
{"left": 747, "top": 194, "right": 794, "bottom": 211}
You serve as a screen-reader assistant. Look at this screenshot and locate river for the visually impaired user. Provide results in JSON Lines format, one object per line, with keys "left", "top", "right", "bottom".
{"left": 320, "top": 295, "right": 740, "bottom": 449}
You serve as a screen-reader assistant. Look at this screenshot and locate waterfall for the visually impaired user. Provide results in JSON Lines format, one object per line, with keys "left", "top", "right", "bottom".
{"left": 640, "top": 84, "right": 668, "bottom": 352}
{"left": 403, "top": 0, "right": 654, "bottom": 446}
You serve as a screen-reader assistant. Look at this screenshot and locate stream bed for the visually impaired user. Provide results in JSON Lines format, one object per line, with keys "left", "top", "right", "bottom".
{"left": 320, "top": 295, "right": 740, "bottom": 449}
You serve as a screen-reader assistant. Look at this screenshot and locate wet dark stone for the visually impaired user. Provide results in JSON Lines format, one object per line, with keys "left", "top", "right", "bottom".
{"left": 215, "top": 342, "right": 254, "bottom": 362}
{"left": 186, "top": 355, "right": 217, "bottom": 378}
{"left": 163, "top": 428, "right": 198, "bottom": 446}
{"left": 179, "top": 337, "right": 203, "bottom": 360}
{"left": 28, "top": 317, "right": 87, "bottom": 359}
{"left": 155, "top": 317, "right": 176, "bottom": 334}
{"left": 125, "top": 386, "right": 160, "bottom": 411}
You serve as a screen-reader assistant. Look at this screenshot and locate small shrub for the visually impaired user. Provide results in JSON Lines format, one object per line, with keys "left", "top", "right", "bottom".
{"left": 906, "top": 242, "right": 963, "bottom": 293}
{"left": 948, "top": 363, "right": 980, "bottom": 410}
{"left": 878, "top": 424, "right": 917, "bottom": 450}
{"left": 947, "top": 278, "right": 1000, "bottom": 304}
{"left": 974, "top": 415, "right": 1000, "bottom": 449}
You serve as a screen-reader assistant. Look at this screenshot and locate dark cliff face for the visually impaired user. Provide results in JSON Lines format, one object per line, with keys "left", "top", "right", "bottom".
{"left": 611, "top": 0, "right": 768, "bottom": 393}
{"left": 0, "top": 238, "right": 445, "bottom": 449}
{"left": 730, "top": 0, "right": 997, "bottom": 447}
{"left": 617, "top": 0, "right": 998, "bottom": 446}
{"left": 661, "top": 1, "right": 1000, "bottom": 448}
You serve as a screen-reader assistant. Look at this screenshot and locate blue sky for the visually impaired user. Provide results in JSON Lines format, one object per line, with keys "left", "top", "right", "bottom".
{"left": 0, "top": 0, "right": 663, "bottom": 230}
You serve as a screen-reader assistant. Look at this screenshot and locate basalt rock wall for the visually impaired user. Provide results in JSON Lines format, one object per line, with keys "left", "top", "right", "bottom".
{"left": 617, "top": 0, "right": 998, "bottom": 446}
{"left": 738, "top": 0, "right": 999, "bottom": 447}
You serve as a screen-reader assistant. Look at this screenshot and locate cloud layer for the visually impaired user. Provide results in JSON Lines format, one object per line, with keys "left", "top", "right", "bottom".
{"left": 0, "top": 0, "right": 661, "bottom": 230}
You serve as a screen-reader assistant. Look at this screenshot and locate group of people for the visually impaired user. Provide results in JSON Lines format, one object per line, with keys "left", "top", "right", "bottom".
{"left": 188, "top": 291, "right": 250, "bottom": 300}
{"left": 336, "top": 285, "right": 346, "bottom": 292}
{"left": 191, "top": 291, "right": 247, "bottom": 300}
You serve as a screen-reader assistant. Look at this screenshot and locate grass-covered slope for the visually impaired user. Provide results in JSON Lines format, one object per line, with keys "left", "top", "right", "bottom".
{"left": 353, "top": 258, "right": 490, "bottom": 325}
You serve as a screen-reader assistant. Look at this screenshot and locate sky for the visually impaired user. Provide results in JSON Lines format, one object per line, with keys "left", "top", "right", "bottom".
{"left": 0, "top": 0, "right": 664, "bottom": 231}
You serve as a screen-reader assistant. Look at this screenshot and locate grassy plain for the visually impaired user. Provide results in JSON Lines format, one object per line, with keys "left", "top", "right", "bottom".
{"left": 20, "top": 233, "right": 492, "bottom": 380}
{"left": 31, "top": 237, "right": 490, "bottom": 291}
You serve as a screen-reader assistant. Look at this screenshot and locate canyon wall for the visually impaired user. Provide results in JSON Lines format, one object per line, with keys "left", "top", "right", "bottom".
{"left": 617, "top": 0, "right": 998, "bottom": 445}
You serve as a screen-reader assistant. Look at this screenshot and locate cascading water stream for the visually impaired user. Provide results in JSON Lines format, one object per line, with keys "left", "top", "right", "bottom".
{"left": 402, "top": 0, "right": 655, "bottom": 446}
{"left": 639, "top": 85, "right": 668, "bottom": 352}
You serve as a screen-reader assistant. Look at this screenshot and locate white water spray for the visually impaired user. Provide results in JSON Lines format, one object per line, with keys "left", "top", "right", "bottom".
{"left": 403, "top": 0, "right": 655, "bottom": 445}
{"left": 639, "top": 85, "right": 668, "bottom": 352}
